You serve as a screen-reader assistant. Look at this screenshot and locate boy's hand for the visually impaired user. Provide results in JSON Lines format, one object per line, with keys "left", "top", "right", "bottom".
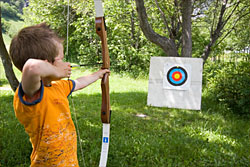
{"left": 74, "top": 69, "right": 110, "bottom": 91}
{"left": 53, "top": 59, "right": 72, "bottom": 78}
{"left": 21, "top": 58, "right": 71, "bottom": 97}
{"left": 97, "top": 69, "right": 110, "bottom": 79}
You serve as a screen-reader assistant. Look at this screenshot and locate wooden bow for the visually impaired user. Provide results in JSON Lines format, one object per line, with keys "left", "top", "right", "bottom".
{"left": 95, "top": 4, "right": 111, "bottom": 124}
{"left": 94, "top": 1, "right": 111, "bottom": 166}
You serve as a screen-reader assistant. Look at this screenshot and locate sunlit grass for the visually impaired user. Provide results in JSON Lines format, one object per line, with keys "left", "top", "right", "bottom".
{"left": 0, "top": 67, "right": 249, "bottom": 167}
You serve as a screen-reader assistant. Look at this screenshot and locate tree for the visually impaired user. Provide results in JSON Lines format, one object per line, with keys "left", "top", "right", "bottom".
{"left": 0, "top": 5, "right": 19, "bottom": 91}
{"left": 22, "top": 0, "right": 249, "bottom": 77}
{"left": 24, "top": 0, "right": 155, "bottom": 76}
{"left": 134, "top": 0, "right": 249, "bottom": 62}
{"left": 200, "top": 0, "right": 249, "bottom": 62}
{"left": 135, "top": 0, "right": 180, "bottom": 57}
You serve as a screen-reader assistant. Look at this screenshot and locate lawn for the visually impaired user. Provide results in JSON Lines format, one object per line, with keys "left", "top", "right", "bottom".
{"left": 0, "top": 65, "right": 249, "bottom": 167}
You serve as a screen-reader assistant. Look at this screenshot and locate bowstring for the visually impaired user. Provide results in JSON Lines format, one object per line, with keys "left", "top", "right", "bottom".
{"left": 66, "top": 0, "right": 86, "bottom": 166}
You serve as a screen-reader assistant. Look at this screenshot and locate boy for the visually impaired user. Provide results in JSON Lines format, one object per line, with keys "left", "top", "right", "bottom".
{"left": 9, "top": 23, "right": 109, "bottom": 166}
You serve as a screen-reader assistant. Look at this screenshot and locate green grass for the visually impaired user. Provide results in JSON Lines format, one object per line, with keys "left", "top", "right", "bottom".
{"left": 0, "top": 66, "right": 249, "bottom": 167}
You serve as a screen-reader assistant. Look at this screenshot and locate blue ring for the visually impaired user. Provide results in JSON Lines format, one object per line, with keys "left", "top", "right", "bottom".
{"left": 167, "top": 66, "right": 188, "bottom": 86}
{"left": 169, "top": 69, "right": 186, "bottom": 84}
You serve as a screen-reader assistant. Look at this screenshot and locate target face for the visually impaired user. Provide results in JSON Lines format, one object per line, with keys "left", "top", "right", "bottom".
{"left": 167, "top": 66, "right": 188, "bottom": 86}
{"left": 163, "top": 63, "right": 191, "bottom": 90}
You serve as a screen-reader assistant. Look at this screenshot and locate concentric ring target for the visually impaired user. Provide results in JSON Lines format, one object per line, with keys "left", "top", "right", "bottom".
{"left": 167, "top": 66, "right": 188, "bottom": 86}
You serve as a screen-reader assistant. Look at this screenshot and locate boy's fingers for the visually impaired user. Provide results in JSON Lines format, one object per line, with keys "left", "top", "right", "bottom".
{"left": 103, "top": 69, "right": 110, "bottom": 73}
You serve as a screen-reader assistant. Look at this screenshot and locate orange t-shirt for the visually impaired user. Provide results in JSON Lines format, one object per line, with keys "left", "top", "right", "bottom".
{"left": 13, "top": 80, "right": 79, "bottom": 167}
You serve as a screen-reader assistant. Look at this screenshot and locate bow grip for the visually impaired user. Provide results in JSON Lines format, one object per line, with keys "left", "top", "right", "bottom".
{"left": 101, "top": 73, "right": 111, "bottom": 123}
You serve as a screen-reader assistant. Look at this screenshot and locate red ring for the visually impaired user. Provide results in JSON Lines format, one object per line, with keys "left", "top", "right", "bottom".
{"left": 172, "top": 71, "right": 182, "bottom": 81}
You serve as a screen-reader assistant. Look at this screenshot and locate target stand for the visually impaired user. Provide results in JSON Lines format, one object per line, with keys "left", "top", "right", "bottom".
{"left": 147, "top": 57, "right": 203, "bottom": 110}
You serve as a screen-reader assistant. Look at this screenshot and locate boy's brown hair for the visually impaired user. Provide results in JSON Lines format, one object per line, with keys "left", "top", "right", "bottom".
{"left": 9, "top": 23, "right": 63, "bottom": 71}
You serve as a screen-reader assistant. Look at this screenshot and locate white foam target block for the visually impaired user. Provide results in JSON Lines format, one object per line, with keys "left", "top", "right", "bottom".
{"left": 147, "top": 57, "right": 203, "bottom": 110}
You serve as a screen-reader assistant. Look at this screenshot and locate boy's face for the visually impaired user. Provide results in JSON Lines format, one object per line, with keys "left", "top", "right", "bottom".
{"left": 53, "top": 42, "right": 64, "bottom": 64}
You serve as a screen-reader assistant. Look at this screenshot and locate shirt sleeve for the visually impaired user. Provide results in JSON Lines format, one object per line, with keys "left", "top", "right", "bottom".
{"left": 17, "top": 81, "right": 44, "bottom": 106}
{"left": 55, "top": 79, "right": 76, "bottom": 97}
{"left": 68, "top": 79, "right": 76, "bottom": 97}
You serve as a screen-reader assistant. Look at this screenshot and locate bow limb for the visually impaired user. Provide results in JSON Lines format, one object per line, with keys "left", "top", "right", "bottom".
{"left": 95, "top": 17, "right": 110, "bottom": 69}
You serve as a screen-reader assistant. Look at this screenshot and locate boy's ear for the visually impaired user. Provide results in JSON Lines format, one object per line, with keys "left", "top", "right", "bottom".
{"left": 44, "top": 60, "right": 50, "bottom": 63}
{"left": 45, "top": 59, "right": 53, "bottom": 64}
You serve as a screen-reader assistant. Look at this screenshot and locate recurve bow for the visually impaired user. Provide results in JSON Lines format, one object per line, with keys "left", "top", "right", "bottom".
{"left": 94, "top": 1, "right": 111, "bottom": 166}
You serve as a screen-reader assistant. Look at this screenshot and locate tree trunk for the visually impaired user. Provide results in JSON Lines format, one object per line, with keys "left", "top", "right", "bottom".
{"left": 135, "top": 0, "right": 179, "bottom": 57}
{"left": 0, "top": 6, "right": 19, "bottom": 92}
{"left": 181, "top": 0, "right": 192, "bottom": 57}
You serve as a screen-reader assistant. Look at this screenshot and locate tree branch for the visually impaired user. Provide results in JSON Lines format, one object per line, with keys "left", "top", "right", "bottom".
{"left": 135, "top": 0, "right": 178, "bottom": 57}
{"left": 202, "top": 0, "right": 245, "bottom": 62}
{"left": 154, "top": 0, "right": 172, "bottom": 38}
{"left": 215, "top": 9, "right": 249, "bottom": 47}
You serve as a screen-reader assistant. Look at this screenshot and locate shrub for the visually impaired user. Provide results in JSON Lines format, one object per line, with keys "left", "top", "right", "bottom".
{"left": 203, "top": 61, "right": 227, "bottom": 87}
{"left": 1, "top": 18, "right": 11, "bottom": 33}
{"left": 207, "top": 61, "right": 250, "bottom": 116}
{"left": 1, "top": 2, "right": 20, "bottom": 19}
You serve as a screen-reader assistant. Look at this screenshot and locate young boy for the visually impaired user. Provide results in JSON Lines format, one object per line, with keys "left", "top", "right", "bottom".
{"left": 9, "top": 23, "right": 109, "bottom": 166}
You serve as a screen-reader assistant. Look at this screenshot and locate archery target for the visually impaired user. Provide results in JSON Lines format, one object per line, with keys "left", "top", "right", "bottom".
{"left": 163, "top": 64, "right": 191, "bottom": 90}
{"left": 147, "top": 57, "right": 203, "bottom": 110}
{"left": 167, "top": 66, "right": 188, "bottom": 86}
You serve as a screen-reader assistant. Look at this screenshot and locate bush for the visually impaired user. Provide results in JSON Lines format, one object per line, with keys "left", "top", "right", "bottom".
{"left": 207, "top": 61, "right": 250, "bottom": 116}
{"left": 1, "top": 18, "right": 11, "bottom": 33}
{"left": 1, "top": 2, "right": 20, "bottom": 19}
{"left": 203, "top": 61, "right": 227, "bottom": 87}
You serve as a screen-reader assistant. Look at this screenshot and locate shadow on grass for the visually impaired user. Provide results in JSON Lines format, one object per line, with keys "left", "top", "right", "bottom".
{"left": 202, "top": 93, "right": 250, "bottom": 119}
{"left": 0, "top": 93, "right": 31, "bottom": 166}
{"left": 71, "top": 92, "right": 249, "bottom": 166}
{"left": 1, "top": 91, "right": 249, "bottom": 166}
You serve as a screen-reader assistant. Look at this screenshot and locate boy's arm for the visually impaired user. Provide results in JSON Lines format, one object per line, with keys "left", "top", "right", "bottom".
{"left": 74, "top": 69, "right": 110, "bottom": 91}
{"left": 21, "top": 58, "right": 71, "bottom": 97}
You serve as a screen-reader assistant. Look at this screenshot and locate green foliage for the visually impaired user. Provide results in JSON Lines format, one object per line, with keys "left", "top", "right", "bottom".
{"left": 206, "top": 61, "right": 250, "bottom": 116}
{"left": 192, "top": 24, "right": 209, "bottom": 58}
{"left": 23, "top": 0, "right": 159, "bottom": 77}
{"left": 1, "top": 18, "right": 25, "bottom": 46}
{"left": 1, "top": 0, "right": 25, "bottom": 13}
{"left": 226, "top": 0, "right": 250, "bottom": 51}
{"left": 1, "top": 18, "right": 10, "bottom": 33}
{"left": 203, "top": 61, "right": 227, "bottom": 87}
{"left": 18, "top": 0, "right": 250, "bottom": 77}
{"left": 1, "top": 2, "right": 21, "bottom": 19}
{"left": 1, "top": 1, "right": 24, "bottom": 41}
{"left": 192, "top": 0, "right": 250, "bottom": 59}
{"left": 105, "top": 1, "right": 152, "bottom": 77}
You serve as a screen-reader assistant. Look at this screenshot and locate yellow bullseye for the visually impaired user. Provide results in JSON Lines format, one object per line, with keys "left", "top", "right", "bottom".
{"left": 174, "top": 73, "right": 180, "bottom": 79}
